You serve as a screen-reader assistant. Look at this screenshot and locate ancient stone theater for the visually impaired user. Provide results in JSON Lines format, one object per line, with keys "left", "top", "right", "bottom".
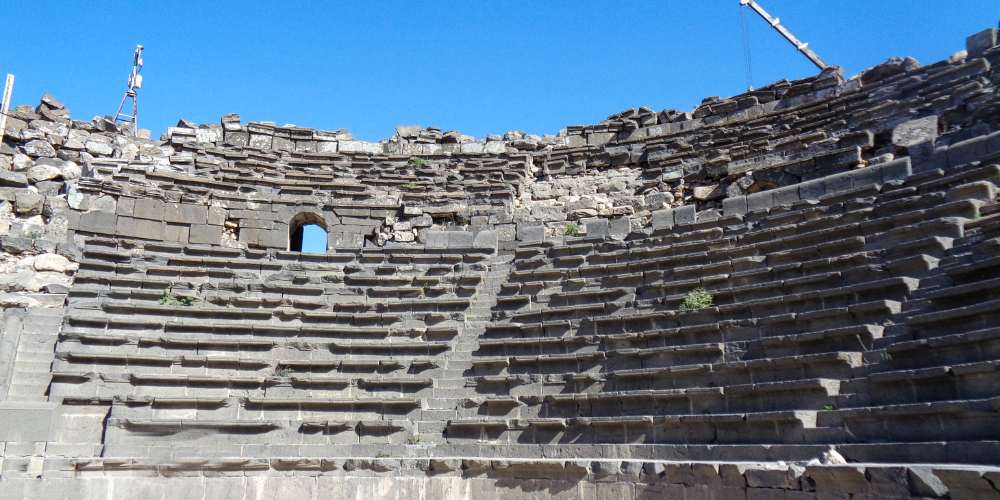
{"left": 1, "top": 25, "right": 999, "bottom": 500}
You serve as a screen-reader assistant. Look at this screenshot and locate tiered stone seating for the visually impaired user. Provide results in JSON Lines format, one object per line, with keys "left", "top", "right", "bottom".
{"left": 48, "top": 237, "right": 495, "bottom": 457}
{"left": 3, "top": 25, "right": 1000, "bottom": 498}
{"left": 464, "top": 156, "right": 1000, "bottom": 456}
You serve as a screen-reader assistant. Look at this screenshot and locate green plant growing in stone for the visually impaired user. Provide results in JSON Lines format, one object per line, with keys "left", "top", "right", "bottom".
{"left": 407, "top": 157, "right": 427, "bottom": 167}
{"left": 679, "top": 287, "right": 713, "bottom": 312}
{"left": 159, "top": 291, "right": 196, "bottom": 306}
{"left": 564, "top": 223, "right": 580, "bottom": 237}
{"left": 400, "top": 182, "right": 420, "bottom": 190}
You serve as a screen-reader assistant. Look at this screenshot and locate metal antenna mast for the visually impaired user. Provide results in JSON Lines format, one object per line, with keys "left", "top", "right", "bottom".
{"left": 738, "top": 0, "right": 828, "bottom": 71}
{"left": 113, "top": 44, "right": 144, "bottom": 136}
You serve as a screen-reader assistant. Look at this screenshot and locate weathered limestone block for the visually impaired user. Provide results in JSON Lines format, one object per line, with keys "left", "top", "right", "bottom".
{"left": 189, "top": 224, "right": 222, "bottom": 245}
{"left": 115, "top": 216, "right": 164, "bottom": 240}
{"left": 893, "top": 115, "right": 939, "bottom": 148}
{"left": 32, "top": 253, "right": 76, "bottom": 273}
{"left": 23, "top": 139, "right": 56, "bottom": 158}
{"left": 516, "top": 224, "right": 544, "bottom": 244}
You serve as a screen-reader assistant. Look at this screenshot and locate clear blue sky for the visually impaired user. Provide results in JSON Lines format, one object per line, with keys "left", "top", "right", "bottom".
{"left": 2, "top": 1, "right": 997, "bottom": 141}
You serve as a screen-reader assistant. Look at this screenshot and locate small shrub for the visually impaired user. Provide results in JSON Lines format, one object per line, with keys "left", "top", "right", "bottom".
{"left": 407, "top": 157, "right": 427, "bottom": 167}
{"left": 822, "top": 404, "right": 835, "bottom": 411}
{"left": 400, "top": 182, "right": 420, "bottom": 190}
{"left": 679, "top": 287, "right": 713, "bottom": 312}
{"left": 564, "top": 223, "right": 580, "bottom": 237}
{"left": 159, "top": 291, "right": 196, "bottom": 306}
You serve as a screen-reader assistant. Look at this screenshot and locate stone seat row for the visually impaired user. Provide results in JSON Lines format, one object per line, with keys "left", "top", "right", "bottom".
{"left": 60, "top": 394, "right": 424, "bottom": 412}
{"left": 441, "top": 395, "right": 1000, "bottom": 445}
{"left": 475, "top": 320, "right": 883, "bottom": 361}
{"left": 84, "top": 235, "right": 495, "bottom": 260}
{"left": 470, "top": 350, "right": 861, "bottom": 387}
{"left": 468, "top": 358, "right": 997, "bottom": 412}
{"left": 495, "top": 277, "right": 917, "bottom": 330}
{"left": 84, "top": 298, "right": 469, "bottom": 320}
{"left": 466, "top": 377, "right": 842, "bottom": 416}
{"left": 62, "top": 313, "right": 459, "bottom": 341}
{"left": 70, "top": 284, "right": 475, "bottom": 312}
{"left": 861, "top": 358, "right": 1000, "bottom": 405}
{"left": 57, "top": 331, "right": 453, "bottom": 357}
{"left": 501, "top": 261, "right": 887, "bottom": 316}
{"left": 49, "top": 371, "right": 441, "bottom": 402}
{"left": 52, "top": 370, "right": 436, "bottom": 389}
{"left": 482, "top": 299, "right": 899, "bottom": 347}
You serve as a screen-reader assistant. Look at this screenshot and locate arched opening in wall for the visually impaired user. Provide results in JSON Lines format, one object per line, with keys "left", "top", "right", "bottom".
{"left": 289, "top": 213, "right": 328, "bottom": 253}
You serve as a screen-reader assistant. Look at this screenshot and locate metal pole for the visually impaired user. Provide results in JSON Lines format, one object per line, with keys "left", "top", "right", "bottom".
{"left": 739, "top": 0, "right": 828, "bottom": 71}
{"left": 0, "top": 74, "right": 14, "bottom": 144}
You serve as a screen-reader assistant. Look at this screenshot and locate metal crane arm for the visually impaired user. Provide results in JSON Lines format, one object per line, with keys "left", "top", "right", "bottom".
{"left": 739, "top": 0, "right": 828, "bottom": 71}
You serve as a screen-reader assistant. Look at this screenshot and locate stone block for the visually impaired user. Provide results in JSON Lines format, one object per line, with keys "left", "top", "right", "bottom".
{"left": 116, "top": 197, "right": 135, "bottom": 217}
{"left": 248, "top": 133, "right": 273, "bottom": 150}
{"left": 0, "top": 170, "right": 28, "bottom": 187}
{"left": 907, "top": 467, "right": 949, "bottom": 497}
{"left": 966, "top": 27, "right": 999, "bottom": 58}
{"left": 78, "top": 211, "right": 117, "bottom": 234}
{"left": 746, "top": 191, "right": 774, "bottom": 213}
{"left": 814, "top": 147, "right": 862, "bottom": 173}
{"left": 517, "top": 224, "right": 544, "bottom": 244}
{"left": 272, "top": 136, "right": 295, "bottom": 152}
{"left": 798, "top": 179, "right": 825, "bottom": 201}
{"left": 423, "top": 231, "right": 450, "bottom": 249}
{"left": 892, "top": 115, "right": 938, "bottom": 148}
{"left": 208, "top": 206, "right": 226, "bottom": 226}
{"left": 495, "top": 223, "right": 516, "bottom": 241}
{"left": 804, "top": 466, "right": 870, "bottom": 496}
{"left": 530, "top": 205, "right": 566, "bottom": 222}
{"left": 133, "top": 198, "right": 164, "bottom": 220}
{"left": 608, "top": 216, "right": 631, "bottom": 240}
{"left": 116, "top": 216, "right": 165, "bottom": 240}
{"left": 948, "top": 132, "right": 995, "bottom": 168}
{"left": 847, "top": 165, "right": 882, "bottom": 188}
{"left": 822, "top": 171, "right": 853, "bottom": 194}
{"left": 878, "top": 157, "right": 912, "bottom": 183}
{"left": 473, "top": 230, "right": 498, "bottom": 251}
{"left": 673, "top": 204, "right": 696, "bottom": 225}
{"left": 14, "top": 191, "right": 43, "bottom": 216}
{"left": 771, "top": 185, "right": 800, "bottom": 206}
{"left": 746, "top": 467, "right": 800, "bottom": 490}
{"left": 948, "top": 180, "right": 997, "bottom": 202}
{"left": 722, "top": 196, "right": 748, "bottom": 216}
{"left": 163, "top": 203, "right": 208, "bottom": 224}
{"left": 866, "top": 467, "right": 910, "bottom": 498}
{"left": 652, "top": 208, "right": 674, "bottom": 230}
{"left": 448, "top": 231, "right": 474, "bottom": 248}
{"left": 584, "top": 218, "right": 609, "bottom": 238}
{"left": 259, "top": 228, "right": 287, "bottom": 248}
{"left": 330, "top": 232, "right": 364, "bottom": 249}
{"left": 224, "top": 130, "right": 249, "bottom": 147}
{"left": 163, "top": 223, "right": 189, "bottom": 243}
{"left": 189, "top": 224, "right": 223, "bottom": 245}
{"left": 0, "top": 402, "right": 55, "bottom": 441}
